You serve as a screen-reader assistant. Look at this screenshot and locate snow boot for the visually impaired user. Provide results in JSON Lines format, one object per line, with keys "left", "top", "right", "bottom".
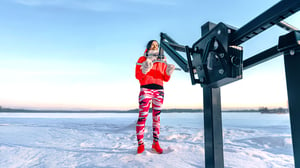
{"left": 152, "top": 141, "right": 163, "bottom": 154}
{"left": 137, "top": 144, "right": 145, "bottom": 154}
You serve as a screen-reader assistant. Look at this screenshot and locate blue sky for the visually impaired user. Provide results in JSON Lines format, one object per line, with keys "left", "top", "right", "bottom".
{"left": 0, "top": 0, "right": 299, "bottom": 110}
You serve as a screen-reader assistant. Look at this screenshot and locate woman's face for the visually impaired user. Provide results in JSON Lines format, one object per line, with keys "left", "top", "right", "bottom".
{"left": 150, "top": 41, "right": 159, "bottom": 51}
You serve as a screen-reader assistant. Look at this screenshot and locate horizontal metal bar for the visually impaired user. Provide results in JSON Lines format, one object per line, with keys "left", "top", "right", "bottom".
{"left": 243, "top": 45, "right": 282, "bottom": 70}
{"left": 231, "top": 0, "right": 300, "bottom": 45}
{"left": 277, "top": 21, "right": 299, "bottom": 32}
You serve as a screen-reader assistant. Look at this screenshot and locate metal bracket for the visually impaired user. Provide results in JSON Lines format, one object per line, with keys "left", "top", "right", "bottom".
{"left": 192, "top": 22, "right": 243, "bottom": 88}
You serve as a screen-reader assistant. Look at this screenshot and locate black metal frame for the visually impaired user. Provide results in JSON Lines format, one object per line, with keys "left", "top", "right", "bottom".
{"left": 159, "top": 0, "right": 300, "bottom": 167}
{"left": 159, "top": 33, "right": 188, "bottom": 72}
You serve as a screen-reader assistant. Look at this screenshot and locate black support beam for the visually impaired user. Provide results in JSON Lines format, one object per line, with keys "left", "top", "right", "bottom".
{"left": 202, "top": 23, "right": 224, "bottom": 168}
{"left": 160, "top": 33, "right": 188, "bottom": 72}
{"left": 243, "top": 46, "right": 282, "bottom": 70}
{"left": 203, "top": 87, "right": 224, "bottom": 168}
{"left": 231, "top": 0, "right": 300, "bottom": 45}
{"left": 284, "top": 48, "right": 300, "bottom": 168}
{"left": 278, "top": 31, "right": 300, "bottom": 168}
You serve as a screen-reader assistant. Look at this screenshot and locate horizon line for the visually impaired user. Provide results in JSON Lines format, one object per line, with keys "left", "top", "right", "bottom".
{"left": 0, "top": 106, "right": 288, "bottom": 112}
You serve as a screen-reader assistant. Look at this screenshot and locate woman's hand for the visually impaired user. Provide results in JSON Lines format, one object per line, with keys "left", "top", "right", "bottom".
{"left": 166, "top": 64, "right": 175, "bottom": 76}
{"left": 141, "top": 59, "right": 153, "bottom": 74}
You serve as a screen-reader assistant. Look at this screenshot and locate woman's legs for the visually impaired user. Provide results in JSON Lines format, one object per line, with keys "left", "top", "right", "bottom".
{"left": 136, "top": 88, "right": 152, "bottom": 146}
{"left": 136, "top": 88, "right": 164, "bottom": 154}
{"left": 151, "top": 89, "right": 164, "bottom": 154}
{"left": 152, "top": 89, "right": 164, "bottom": 142}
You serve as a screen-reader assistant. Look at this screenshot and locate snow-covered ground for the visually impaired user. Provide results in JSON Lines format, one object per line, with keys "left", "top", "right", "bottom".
{"left": 0, "top": 112, "right": 294, "bottom": 168}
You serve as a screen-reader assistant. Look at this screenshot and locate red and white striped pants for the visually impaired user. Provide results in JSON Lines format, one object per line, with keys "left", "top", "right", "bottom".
{"left": 136, "top": 88, "right": 164, "bottom": 145}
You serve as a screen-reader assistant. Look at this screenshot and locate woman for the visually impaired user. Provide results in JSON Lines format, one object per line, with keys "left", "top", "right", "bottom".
{"left": 135, "top": 40, "right": 175, "bottom": 154}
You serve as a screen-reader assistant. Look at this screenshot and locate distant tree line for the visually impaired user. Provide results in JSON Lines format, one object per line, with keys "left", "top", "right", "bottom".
{"left": 258, "top": 107, "right": 288, "bottom": 113}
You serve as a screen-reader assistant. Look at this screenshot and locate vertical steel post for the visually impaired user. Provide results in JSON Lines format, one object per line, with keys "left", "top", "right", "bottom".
{"left": 203, "top": 87, "right": 224, "bottom": 168}
{"left": 283, "top": 48, "right": 300, "bottom": 167}
{"left": 278, "top": 31, "right": 300, "bottom": 167}
{"left": 202, "top": 22, "right": 224, "bottom": 168}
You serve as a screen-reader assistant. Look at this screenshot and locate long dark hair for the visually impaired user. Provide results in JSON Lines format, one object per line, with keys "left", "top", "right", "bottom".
{"left": 145, "top": 40, "right": 158, "bottom": 56}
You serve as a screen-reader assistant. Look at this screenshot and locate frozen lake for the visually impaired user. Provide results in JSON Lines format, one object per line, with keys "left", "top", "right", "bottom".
{"left": 0, "top": 112, "right": 294, "bottom": 168}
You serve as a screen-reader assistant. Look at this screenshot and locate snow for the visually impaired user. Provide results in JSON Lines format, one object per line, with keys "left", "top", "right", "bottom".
{"left": 0, "top": 112, "right": 294, "bottom": 168}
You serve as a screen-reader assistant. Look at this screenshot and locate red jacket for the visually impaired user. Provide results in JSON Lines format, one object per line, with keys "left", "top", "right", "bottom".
{"left": 135, "top": 56, "right": 170, "bottom": 87}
